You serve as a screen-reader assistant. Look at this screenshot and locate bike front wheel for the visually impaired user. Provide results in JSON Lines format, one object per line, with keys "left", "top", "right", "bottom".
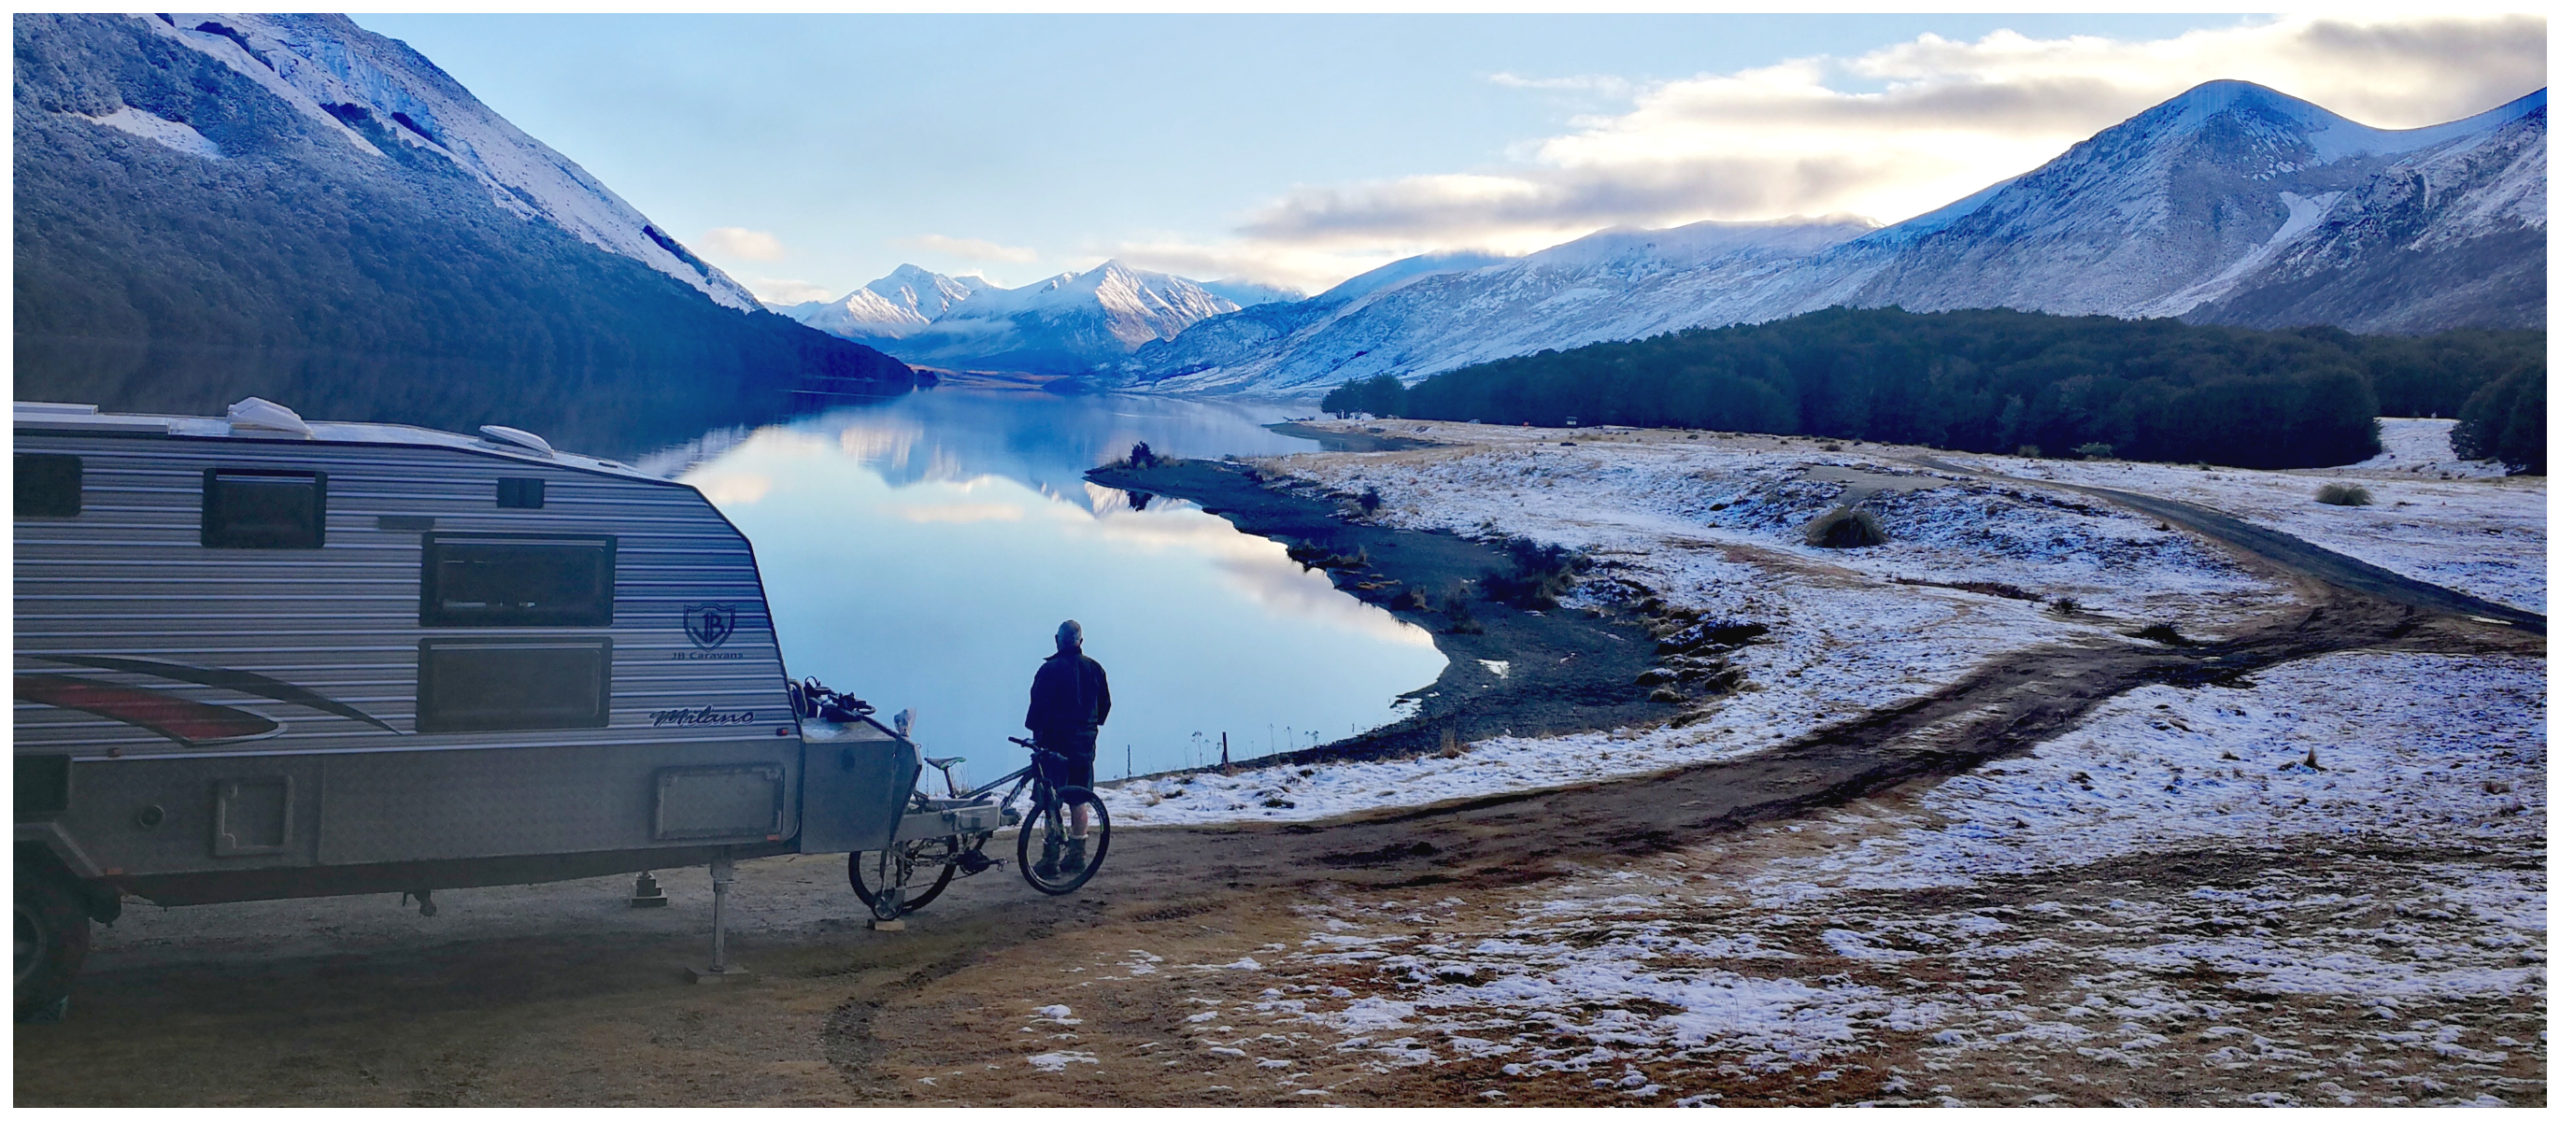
{"left": 849, "top": 838, "right": 959, "bottom": 919}
{"left": 1017, "top": 786, "right": 1111, "bottom": 895}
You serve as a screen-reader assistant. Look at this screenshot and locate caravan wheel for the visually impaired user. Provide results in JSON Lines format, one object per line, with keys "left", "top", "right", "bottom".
{"left": 15, "top": 868, "right": 89, "bottom": 1018}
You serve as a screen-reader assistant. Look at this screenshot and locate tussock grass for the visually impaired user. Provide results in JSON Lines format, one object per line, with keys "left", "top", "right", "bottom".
{"left": 2315, "top": 482, "right": 2375, "bottom": 506}
{"left": 1803, "top": 505, "right": 1889, "bottom": 549}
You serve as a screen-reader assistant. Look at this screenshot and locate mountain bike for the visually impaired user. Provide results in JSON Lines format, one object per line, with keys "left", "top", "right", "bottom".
{"left": 848, "top": 735, "right": 1112, "bottom": 920}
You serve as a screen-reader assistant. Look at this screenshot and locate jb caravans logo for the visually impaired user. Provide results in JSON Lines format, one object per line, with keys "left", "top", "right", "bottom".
{"left": 679, "top": 603, "right": 743, "bottom": 660}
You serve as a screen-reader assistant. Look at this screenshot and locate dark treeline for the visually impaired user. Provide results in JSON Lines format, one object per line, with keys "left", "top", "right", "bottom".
{"left": 2453, "top": 368, "right": 2546, "bottom": 474}
{"left": 1327, "top": 307, "right": 2544, "bottom": 471}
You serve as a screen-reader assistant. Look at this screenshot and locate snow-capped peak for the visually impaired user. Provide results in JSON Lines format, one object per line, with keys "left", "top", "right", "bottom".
{"left": 864, "top": 264, "right": 987, "bottom": 319}
{"left": 2137, "top": 78, "right": 2546, "bottom": 165}
{"left": 141, "top": 13, "right": 760, "bottom": 311}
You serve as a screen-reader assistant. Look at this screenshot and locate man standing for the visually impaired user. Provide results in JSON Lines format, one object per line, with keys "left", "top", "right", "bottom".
{"left": 1025, "top": 619, "right": 1110, "bottom": 878}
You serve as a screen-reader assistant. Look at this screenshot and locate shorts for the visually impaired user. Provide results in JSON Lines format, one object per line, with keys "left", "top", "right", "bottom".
{"left": 1034, "top": 741, "right": 1096, "bottom": 791}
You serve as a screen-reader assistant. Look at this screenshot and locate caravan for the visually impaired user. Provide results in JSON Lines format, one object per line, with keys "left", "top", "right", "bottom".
{"left": 14, "top": 399, "right": 923, "bottom": 1013}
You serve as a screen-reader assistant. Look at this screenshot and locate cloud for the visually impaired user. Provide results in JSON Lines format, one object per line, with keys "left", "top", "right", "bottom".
{"left": 739, "top": 276, "right": 835, "bottom": 305}
{"left": 893, "top": 501, "right": 1025, "bottom": 524}
{"left": 1488, "top": 71, "right": 1636, "bottom": 100}
{"left": 698, "top": 226, "right": 786, "bottom": 261}
{"left": 1101, "top": 238, "right": 1414, "bottom": 298}
{"left": 1222, "top": 14, "right": 2545, "bottom": 275}
{"left": 897, "top": 233, "right": 1040, "bottom": 263}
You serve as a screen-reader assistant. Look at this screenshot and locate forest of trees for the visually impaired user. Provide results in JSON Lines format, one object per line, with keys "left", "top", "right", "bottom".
{"left": 1326, "top": 307, "right": 2544, "bottom": 472}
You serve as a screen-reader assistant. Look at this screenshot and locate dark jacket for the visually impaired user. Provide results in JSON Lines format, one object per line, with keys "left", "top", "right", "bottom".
{"left": 1026, "top": 650, "right": 1110, "bottom": 755}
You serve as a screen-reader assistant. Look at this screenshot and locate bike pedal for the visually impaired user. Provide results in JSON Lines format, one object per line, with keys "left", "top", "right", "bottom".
{"left": 956, "top": 851, "right": 997, "bottom": 876}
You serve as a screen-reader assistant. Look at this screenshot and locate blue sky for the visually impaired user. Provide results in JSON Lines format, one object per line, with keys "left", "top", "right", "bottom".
{"left": 353, "top": 13, "right": 2547, "bottom": 301}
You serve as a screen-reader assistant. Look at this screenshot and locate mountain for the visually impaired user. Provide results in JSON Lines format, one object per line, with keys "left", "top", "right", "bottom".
{"left": 1119, "top": 220, "right": 1874, "bottom": 394}
{"left": 14, "top": 13, "right": 909, "bottom": 451}
{"left": 787, "top": 260, "right": 1242, "bottom": 375}
{"left": 1843, "top": 81, "right": 2544, "bottom": 321}
{"left": 774, "top": 264, "right": 994, "bottom": 339}
{"left": 2186, "top": 102, "right": 2547, "bottom": 333}
{"left": 1198, "top": 279, "right": 1306, "bottom": 308}
{"left": 1122, "top": 81, "right": 2545, "bottom": 397}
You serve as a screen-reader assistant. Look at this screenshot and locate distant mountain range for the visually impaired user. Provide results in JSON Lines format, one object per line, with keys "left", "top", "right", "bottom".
{"left": 14, "top": 13, "right": 910, "bottom": 450}
{"left": 777, "top": 262, "right": 1304, "bottom": 375}
{"left": 1115, "top": 81, "right": 2546, "bottom": 397}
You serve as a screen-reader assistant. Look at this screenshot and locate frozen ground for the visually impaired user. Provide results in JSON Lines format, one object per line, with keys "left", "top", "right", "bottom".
{"left": 1977, "top": 417, "right": 2543, "bottom": 613}
{"left": 1074, "top": 421, "right": 2544, "bottom": 1103}
{"left": 1070, "top": 651, "right": 2546, "bottom": 1105}
{"left": 1104, "top": 418, "right": 2539, "bottom": 827}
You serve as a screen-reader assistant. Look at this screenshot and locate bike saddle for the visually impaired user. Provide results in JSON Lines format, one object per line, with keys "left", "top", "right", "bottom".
{"left": 925, "top": 755, "right": 964, "bottom": 769}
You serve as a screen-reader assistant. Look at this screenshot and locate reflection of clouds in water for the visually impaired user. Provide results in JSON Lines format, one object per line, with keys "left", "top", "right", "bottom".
{"left": 691, "top": 472, "right": 772, "bottom": 507}
{"left": 1070, "top": 503, "right": 1436, "bottom": 650}
{"left": 673, "top": 392, "right": 1440, "bottom": 770}
{"left": 895, "top": 501, "right": 1025, "bottom": 524}
{"left": 838, "top": 421, "right": 923, "bottom": 471}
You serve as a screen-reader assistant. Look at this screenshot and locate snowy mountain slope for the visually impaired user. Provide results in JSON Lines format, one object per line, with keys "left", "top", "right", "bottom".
{"left": 1113, "top": 251, "right": 1514, "bottom": 388}
{"left": 775, "top": 263, "right": 993, "bottom": 339}
{"left": 1846, "top": 82, "right": 2536, "bottom": 321}
{"left": 805, "top": 260, "right": 1243, "bottom": 374}
{"left": 1198, "top": 279, "right": 1307, "bottom": 308}
{"left": 14, "top": 13, "right": 910, "bottom": 446}
{"left": 1124, "top": 81, "right": 2546, "bottom": 397}
{"left": 1124, "top": 219, "right": 1874, "bottom": 394}
{"left": 148, "top": 13, "right": 759, "bottom": 310}
{"left": 2187, "top": 105, "right": 2548, "bottom": 333}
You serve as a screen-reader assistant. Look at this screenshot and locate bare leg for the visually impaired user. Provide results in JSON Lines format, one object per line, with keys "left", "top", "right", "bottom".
{"left": 1071, "top": 802, "right": 1090, "bottom": 838}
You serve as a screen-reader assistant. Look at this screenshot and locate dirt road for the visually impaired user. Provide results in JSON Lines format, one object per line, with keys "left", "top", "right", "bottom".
{"left": 15, "top": 455, "right": 2540, "bottom": 1106}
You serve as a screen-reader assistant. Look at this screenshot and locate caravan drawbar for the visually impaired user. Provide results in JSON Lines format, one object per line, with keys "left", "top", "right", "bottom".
{"left": 14, "top": 399, "right": 923, "bottom": 1013}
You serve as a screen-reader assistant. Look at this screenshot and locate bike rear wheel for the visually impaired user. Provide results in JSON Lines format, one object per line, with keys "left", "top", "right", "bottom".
{"left": 1017, "top": 785, "right": 1111, "bottom": 895}
{"left": 849, "top": 838, "right": 959, "bottom": 919}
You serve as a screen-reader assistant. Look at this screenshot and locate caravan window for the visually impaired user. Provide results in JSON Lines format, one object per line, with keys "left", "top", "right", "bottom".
{"left": 416, "top": 637, "right": 612, "bottom": 732}
{"left": 16, "top": 454, "right": 81, "bottom": 518}
{"left": 420, "top": 534, "right": 615, "bottom": 626}
{"left": 496, "top": 478, "right": 545, "bottom": 509}
{"left": 202, "top": 469, "right": 325, "bottom": 548}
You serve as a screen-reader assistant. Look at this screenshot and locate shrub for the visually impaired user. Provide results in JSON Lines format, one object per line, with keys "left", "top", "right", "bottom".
{"left": 1357, "top": 486, "right": 1383, "bottom": 514}
{"left": 2314, "top": 483, "right": 2373, "bottom": 506}
{"left": 1128, "top": 441, "right": 1157, "bottom": 468}
{"left": 2015, "top": 444, "right": 2042, "bottom": 458}
{"left": 1803, "top": 505, "right": 1889, "bottom": 549}
{"left": 1483, "top": 538, "right": 1589, "bottom": 608}
{"left": 1440, "top": 590, "right": 1483, "bottom": 634}
{"left": 2131, "top": 622, "right": 2192, "bottom": 646}
{"left": 2073, "top": 442, "right": 2115, "bottom": 460}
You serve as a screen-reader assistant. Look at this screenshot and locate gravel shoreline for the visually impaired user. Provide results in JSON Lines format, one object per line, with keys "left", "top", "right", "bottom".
{"left": 1086, "top": 456, "right": 1666, "bottom": 770}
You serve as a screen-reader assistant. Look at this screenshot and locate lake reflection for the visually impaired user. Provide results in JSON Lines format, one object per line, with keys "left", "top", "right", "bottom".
{"left": 677, "top": 391, "right": 1447, "bottom": 781}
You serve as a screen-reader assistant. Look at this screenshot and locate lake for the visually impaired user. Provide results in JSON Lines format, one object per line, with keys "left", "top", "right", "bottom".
{"left": 658, "top": 390, "right": 1447, "bottom": 784}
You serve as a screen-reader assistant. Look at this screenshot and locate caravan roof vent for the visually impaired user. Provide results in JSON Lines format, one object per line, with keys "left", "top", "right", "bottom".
{"left": 227, "top": 397, "right": 314, "bottom": 438}
{"left": 478, "top": 424, "right": 556, "bottom": 458}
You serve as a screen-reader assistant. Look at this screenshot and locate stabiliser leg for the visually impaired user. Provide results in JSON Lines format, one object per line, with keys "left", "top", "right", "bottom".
{"left": 688, "top": 854, "right": 753, "bottom": 984}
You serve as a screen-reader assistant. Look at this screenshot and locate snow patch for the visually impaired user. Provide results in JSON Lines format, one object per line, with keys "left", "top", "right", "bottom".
{"left": 76, "top": 105, "right": 224, "bottom": 159}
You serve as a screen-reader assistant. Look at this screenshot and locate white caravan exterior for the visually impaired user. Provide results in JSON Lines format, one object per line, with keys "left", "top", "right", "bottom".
{"left": 14, "top": 400, "right": 919, "bottom": 1009}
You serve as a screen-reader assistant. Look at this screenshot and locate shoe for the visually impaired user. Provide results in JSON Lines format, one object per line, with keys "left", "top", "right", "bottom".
{"left": 1034, "top": 837, "right": 1061, "bottom": 880}
{"left": 1061, "top": 836, "right": 1087, "bottom": 876}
